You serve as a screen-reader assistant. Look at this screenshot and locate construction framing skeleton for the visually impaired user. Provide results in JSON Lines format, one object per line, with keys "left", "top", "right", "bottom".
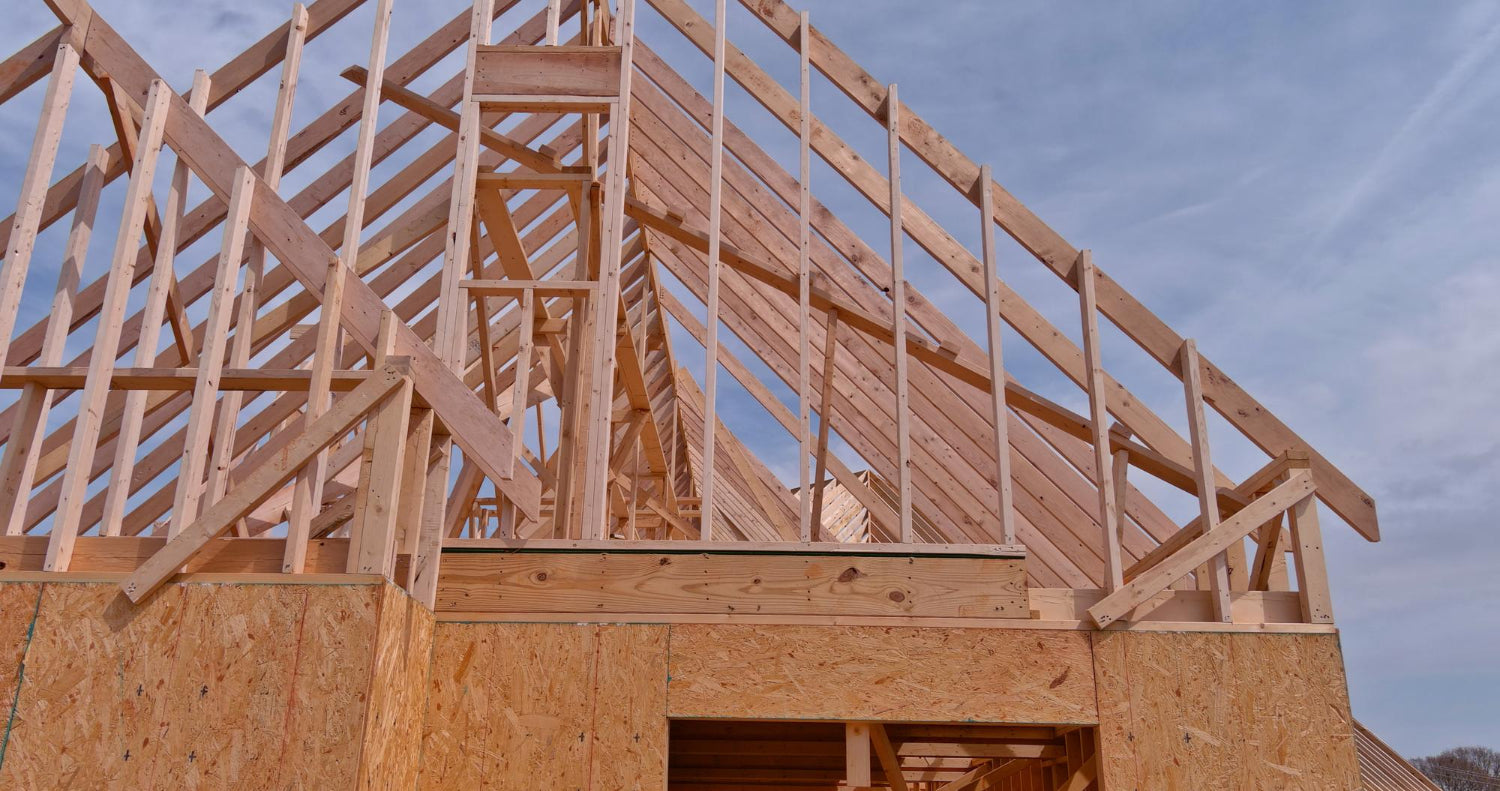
{"left": 0, "top": 1, "right": 1413, "bottom": 789}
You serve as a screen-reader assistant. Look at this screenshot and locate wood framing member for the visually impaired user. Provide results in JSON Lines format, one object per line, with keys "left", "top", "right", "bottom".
{"left": 809, "top": 309, "right": 840, "bottom": 531}
{"left": 119, "top": 359, "right": 412, "bottom": 602}
{"left": 1181, "top": 339, "right": 1232, "bottom": 621}
{"left": 1076, "top": 250, "right": 1124, "bottom": 591}
{"left": 42, "top": 0, "right": 541, "bottom": 518}
{"left": 1088, "top": 471, "right": 1317, "bottom": 627}
{"left": 698, "top": 0, "right": 728, "bottom": 541}
{"left": 736, "top": 0, "right": 1377, "bottom": 541}
{"left": 102, "top": 70, "right": 213, "bottom": 537}
{"left": 885, "top": 83, "right": 913, "bottom": 543}
{"left": 847, "top": 722, "right": 873, "bottom": 786}
{"left": 978, "top": 166, "right": 1016, "bottom": 546}
{"left": 0, "top": 144, "right": 105, "bottom": 536}
{"left": 578, "top": 0, "right": 639, "bottom": 538}
{"left": 0, "top": 29, "right": 79, "bottom": 375}
{"left": 287, "top": 0, "right": 396, "bottom": 571}
{"left": 659, "top": 290, "right": 897, "bottom": 538}
{"left": 44, "top": 79, "right": 170, "bottom": 571}
{"left": 206, "top": 2, "right": 309, "bottom": 518}
{"left": 796, "top": 8, "right": 813, "bottom": 543}
{"left": 166, "top": 166, "right": 257, "bottom": 537}
{"left": 869, "top": 723, "right": 910, "bottom": 791}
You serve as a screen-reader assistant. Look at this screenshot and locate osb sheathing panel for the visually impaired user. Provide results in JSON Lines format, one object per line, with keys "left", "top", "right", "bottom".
{"left": 1093, "top": 631, "right": 1361, "bottom": 790}
{"left": 666, "top": 624, "right": 1097, "bottom": 724}
{"left": 0, "top": 581, "right": 408, "bottom": 790}
{"left": 357, "top": 583, "right": 435, "bottom": 791}
{"left": 0, "top": 583, "right": 42, "bottom": 755}
{"left": 418, "top": 622, "right": 668, "bottom": 790}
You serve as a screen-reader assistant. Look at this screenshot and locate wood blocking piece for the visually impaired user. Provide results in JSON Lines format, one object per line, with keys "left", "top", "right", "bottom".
{"left": 472, "top": 45, "right": 623, "bottom": 97}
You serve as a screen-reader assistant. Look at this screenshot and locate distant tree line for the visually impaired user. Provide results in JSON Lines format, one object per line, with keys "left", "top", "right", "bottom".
{"left": 1414, "top": 746, "right": 1500, "bottom": 791}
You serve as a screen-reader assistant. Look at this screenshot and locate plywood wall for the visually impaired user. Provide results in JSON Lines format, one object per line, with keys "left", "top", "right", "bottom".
{"left": 1, "top": 580, "right": 1363, "bottom": 790}
{"left": 1093, "top": 631, "right": 1361, "bottom": 790}
{"left": 666, "top": 624, "right": 1098, "bottom": 724}
{"left": 0, "top": 580, "right": 432, "bottom": 790}
{"left": 358, "top": 582, "right": 436, "bottom": 791}
{"left": 418, "top": 622, "right": 668, "bottom": 791}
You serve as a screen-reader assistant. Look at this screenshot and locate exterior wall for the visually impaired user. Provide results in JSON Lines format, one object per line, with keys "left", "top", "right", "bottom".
{"left": 418, "top": 622, "right": 668, "bottom": 791}
{"left": 0, "top": 580, "right": 430, "bottom": 790}
{"left": 1092, "top": 631, "right": 1361, "bottom": 790}
{"left": 0, "top": 581, "right": 1361, "bottom": 790}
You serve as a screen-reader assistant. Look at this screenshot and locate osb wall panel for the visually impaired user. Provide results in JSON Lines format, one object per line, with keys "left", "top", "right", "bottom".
{"left": 357, "top": 583, "right": 435, "bottom": 791}
{"left": 1093, "top": 631, "right": 1360, "bottom": 790}
{"left": 666, "top": 625, "right": 1097, "bottom": 724}
{"left": 418, "top": 622, "right": 668, "bottom": 790}
{"left": 0, "top": 581, "right": 406, "bottom": 790}
{"left": 0, "top": 583, "right": 42, "bottom": 767}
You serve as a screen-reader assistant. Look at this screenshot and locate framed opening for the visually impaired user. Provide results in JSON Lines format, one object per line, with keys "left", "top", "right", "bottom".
{"left": 668, "top": 718, "right": 1101, "bottom": 790}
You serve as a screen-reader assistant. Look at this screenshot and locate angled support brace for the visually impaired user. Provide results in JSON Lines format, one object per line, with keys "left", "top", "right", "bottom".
{"left": 120, "top": 360, "right": 412, "bottom": 602}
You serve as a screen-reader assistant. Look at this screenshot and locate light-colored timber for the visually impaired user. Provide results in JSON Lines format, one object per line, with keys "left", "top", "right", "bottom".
{"left": 0, "top": 1, "right": 1406, "bottom": 788}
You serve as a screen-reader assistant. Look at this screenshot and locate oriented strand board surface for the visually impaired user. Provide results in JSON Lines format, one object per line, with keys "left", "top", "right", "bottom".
{"left": 0, "top": 581, "right": 397, "bottom": 790}
{"left": 591, "top": 625, "right": 668, "bottom": 791}
{"left": 419, "top": 622, "right": 667, "bottom": 790}
{"left": 1093, "top": 631, "right": 1360, "bottom": 790}
{"left": 0, "top": 583, "right": 41, "bottom": 766}
{"left": 437, "top": 552, "right": 1026, "bottom": 618}
{"left": 666, "top": 624, "right": 1097, "bottom": 724}
{"left": 358, "top": 583, "right": 436, "bottom": 791}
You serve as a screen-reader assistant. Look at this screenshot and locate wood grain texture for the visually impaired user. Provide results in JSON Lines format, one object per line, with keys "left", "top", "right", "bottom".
{"left": 1093, "top": 631, "right": 1360, "bottom": 790}
{"left": 0, "top": 581, "right": 419, "bottom": 790}
{"left": 0, "top": 583, "right": 42, "bottom": 772}
{"left": 435, "top": 551, "right": 1026, "bottom": 618}
{"left": 666, "top": 624, "right": 1097, "bottom": 724}
{"left": 473, "top": 45, "right": 622, "bottom": 97}
{"left": 418, "top": 622, "right": 667, "bottom": 790}
{"left": 357, "top": 582, "right": 435, "bottom": 791}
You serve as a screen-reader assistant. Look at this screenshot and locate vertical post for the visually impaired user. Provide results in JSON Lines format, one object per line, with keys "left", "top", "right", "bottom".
{"left": 845, "top": 722, "right": 872, "bottom": 787}
{"left": 206, "top": 2, "right": 309, "bottom": 509}
{"left": 1076, "top": 250, "right": 1125, "bottom": 591}
{"left": 808, "top": 309, "right": 839, "bottom": 532}
{"left": 0, "top": 37, "right": 79, "bottom": 375}
{"left": 1288, "top": 486, "right": 1334, "bottom": 623}
{"left": 1181, "top": 338, "right": 1232, "bottom": 621}
{"left": 286, "top": 0, "right": 397, "bottom": 572}
{"left": 546, "top": 0, "right": 561, "bottom": 45}
{"left": 396, "top": 406, "right": 435, "bottom": 588}
{"left": 698, "top": 0, "right": 728, "bottom": 541}
{"left": 436, "top": 0, "right": 496, "bottom": 372}
{"left": 885, "top": 83, "right": 913, "bottom": 543}
{"left": 508, "top": 288, "right": 536, "bottom": 476}
{"left": 410, "top": 434, "right": 453, "bottom": 609}
{"left": 351, "top": 310, "right": 412, "bottom": 576}
{"left": 579, "top": 0, "right": 638, "bottom": 538}
{"left": 102, "top": 68, "right": 212, "bottom": 536}
{"left": 978, "top": 165, "right": 1015, "bottom": 545}
{"left": 470, "top": 224, "right": 499, "bottom": 410}
{"left": 167, "top": 167, "right": 257, "bottom": 538}
{"left": 0, "top": 144, "right": 106, "bottom": 535}
{"left": 45, "top": 80, "right": 172, "bottom": 571}
{"left": 796, "top": 10, "right": 813, "bottom": 543}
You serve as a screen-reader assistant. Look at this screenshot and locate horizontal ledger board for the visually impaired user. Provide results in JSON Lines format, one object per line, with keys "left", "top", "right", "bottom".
{"left": 433, "top": 550, "right": 1027, "bottom": 618}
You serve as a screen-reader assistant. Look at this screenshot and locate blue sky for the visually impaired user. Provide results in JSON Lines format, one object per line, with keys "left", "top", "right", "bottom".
{"left": 3, "top": 0, "right": 1497, "bottom": 758}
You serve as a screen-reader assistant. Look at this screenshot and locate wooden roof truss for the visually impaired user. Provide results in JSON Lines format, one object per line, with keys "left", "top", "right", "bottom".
{"left": 0, "top": 0, "right": 1373, "bottom": 626}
